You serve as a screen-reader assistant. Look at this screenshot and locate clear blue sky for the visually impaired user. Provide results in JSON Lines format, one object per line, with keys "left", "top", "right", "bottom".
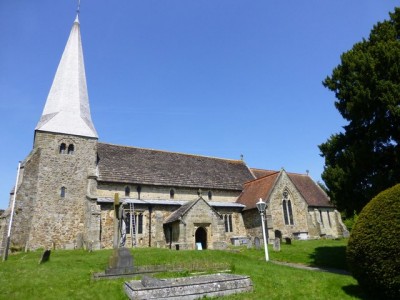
{"left": 0, "top": 1, "right": 397, "bottom": 209}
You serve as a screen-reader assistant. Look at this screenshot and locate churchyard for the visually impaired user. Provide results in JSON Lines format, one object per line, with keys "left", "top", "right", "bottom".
{"left": 1, "top": 239, "right": 367, "bottom": 299}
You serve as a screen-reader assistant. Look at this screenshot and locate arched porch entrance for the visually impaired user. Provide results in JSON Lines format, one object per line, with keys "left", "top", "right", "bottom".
{"left": 195, "top": 227, "right": 207, "bottom": 250}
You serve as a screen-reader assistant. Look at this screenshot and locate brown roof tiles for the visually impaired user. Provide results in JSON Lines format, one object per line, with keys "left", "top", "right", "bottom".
{"left": 237, "top": 169, "right": 333, "bottom": 210}
{"left": 97, "top": 143, "right": 255, "bottom": 190}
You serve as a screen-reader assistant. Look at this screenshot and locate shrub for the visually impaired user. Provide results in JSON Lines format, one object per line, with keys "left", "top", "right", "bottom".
{"left": 347, "top": 184, "right": 400, "bottom": 299}
{"left": 343, "top": 211, "right": 358, "bottom": 232}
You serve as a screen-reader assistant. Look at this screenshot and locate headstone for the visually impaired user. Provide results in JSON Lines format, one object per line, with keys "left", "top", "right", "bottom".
{"left": 273, "top": 238, "right": 281, "bottom": 252}
{"left": 76, "top": 233, "right": 84, "bottom": 249}
{"left": 254, "top": 237, "right": 261, "bottom": 250}
{"left": 39, "top": 249, "right": 51, "bottom": 264}
{"left": 247, "top": 239, "right": 253, "bottom": 249}
{"left": 285, "top": 237, "right": 292, "bottom": 245}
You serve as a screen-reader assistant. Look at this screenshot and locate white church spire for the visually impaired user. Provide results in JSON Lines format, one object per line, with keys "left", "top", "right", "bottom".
{"left": 35, "top": 14, "right": 98, "bottom": 138}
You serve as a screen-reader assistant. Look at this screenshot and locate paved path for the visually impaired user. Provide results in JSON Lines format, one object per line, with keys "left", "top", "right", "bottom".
{"left": 270, "top": 260, "right": 351, "bottom": 275}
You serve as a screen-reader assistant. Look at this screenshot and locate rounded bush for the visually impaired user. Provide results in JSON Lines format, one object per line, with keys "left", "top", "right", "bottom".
{"left": 347, "top": 184, "right": 400, "bottom": 299}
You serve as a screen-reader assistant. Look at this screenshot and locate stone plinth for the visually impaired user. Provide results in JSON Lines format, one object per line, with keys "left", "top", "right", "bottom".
{"left": 105, "top": 248, "right": 134, "bottom": 275}
{"left": 124, "top": 273, "right": 253, "bottom": 300}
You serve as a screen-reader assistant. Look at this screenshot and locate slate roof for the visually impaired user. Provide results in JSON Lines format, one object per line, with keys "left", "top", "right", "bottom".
{"left": 163, "top": 197, "right": 223, "bottom": 224}
{"left": 237, "top": 169, "right": 333, "bottom": 210}
{"left": 163, "top": 199, "right": 198, "bottom": 224}
{"left": 97, "top": 143, "right": 255, "bottom": 190}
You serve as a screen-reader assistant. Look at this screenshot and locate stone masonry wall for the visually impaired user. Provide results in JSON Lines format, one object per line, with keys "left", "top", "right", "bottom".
{"left": 267, "top": 172, "right": 309, "bottom": 239}
{"left": 177, "top": 199, "right": 226, "bottom": 250}
{"left": 25, "top": 132, "right": 97, "bottom": 250}
{"left": 99, "top": 203, "right": 179, "bottom": 249}
{"left": 97, "top": 183, "right": 240, "bottom": 203}
{"left": 0, "top": 148, "right": 41, "bottom": 251}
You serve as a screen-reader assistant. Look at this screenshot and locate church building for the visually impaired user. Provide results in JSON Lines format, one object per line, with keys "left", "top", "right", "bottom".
{"left": 0, "top": 15, "right": 347, "bottom": 253}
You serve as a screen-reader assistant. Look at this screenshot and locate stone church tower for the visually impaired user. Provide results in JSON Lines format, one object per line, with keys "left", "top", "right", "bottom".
{"left": 1, "top": 15, "right": 98, "bottom": 251}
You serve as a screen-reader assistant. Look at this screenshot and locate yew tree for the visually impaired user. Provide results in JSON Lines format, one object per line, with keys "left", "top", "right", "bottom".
{"left": 319, "top": 8, "right": 400, "bottom": 216}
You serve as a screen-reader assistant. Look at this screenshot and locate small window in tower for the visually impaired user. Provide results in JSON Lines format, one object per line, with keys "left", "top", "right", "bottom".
{"left": 137, "top": 186, "right": 142, "bottom": 200}
{"left": 68, "top": 144, "right": 74, "bottom": 154}
{"left": 125, "top": 186, "right": 130, "bottom": 197}
{"left": 208, "top": 190, "right": 212, "bottom": 200}
{"left": 59, "top": 143, "right": 66, "bottom": 154}
{"left": 170, "top": 189, "right": 175, "bottom": 199}
{"left": 60, "top": 186, "right": 66, "bottom": 198}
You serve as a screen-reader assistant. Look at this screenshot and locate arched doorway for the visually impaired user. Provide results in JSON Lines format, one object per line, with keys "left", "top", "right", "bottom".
{"left": 195, "top": 227, "right": 207, "bottom": 250}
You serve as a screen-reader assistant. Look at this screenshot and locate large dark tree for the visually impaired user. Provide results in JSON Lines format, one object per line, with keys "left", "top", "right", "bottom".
{"left": 320, "top": 8, "right": 400, "bottom": 216}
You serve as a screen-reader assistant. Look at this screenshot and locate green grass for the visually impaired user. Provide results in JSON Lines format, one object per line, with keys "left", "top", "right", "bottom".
{"left": 0, "top": 239, "right": 367, "bottom": 299}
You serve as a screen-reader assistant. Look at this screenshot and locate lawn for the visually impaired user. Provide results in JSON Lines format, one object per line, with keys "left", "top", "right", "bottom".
{"left": 0, "top": 239, "right": 367, "bottom": 299}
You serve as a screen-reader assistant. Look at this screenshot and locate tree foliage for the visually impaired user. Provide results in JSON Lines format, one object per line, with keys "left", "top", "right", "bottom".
{"left": 347, "top": 184, "right": 400, "bottom": 299}
{"left": 320, "top": 8, "right": 400, "bottom": 215}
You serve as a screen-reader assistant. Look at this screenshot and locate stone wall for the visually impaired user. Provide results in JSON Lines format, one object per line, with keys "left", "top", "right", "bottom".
{"left": 0, "top": 148, "right": 41, "bottom": 251}
{"left": 23, "top": 132, "right": 97, "bottom": 250}
{"left": 97, "top": 183, "right": 240, "bottom": 203}
{"left": 99, "top": 203, "right": 179, "bottom": 249}
{"left": 267, "top": 172, "right": 309, "bottom": 239}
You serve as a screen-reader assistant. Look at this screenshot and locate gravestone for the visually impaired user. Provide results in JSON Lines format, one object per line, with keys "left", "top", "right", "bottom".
{"left": 247, "top": 239, "right": 253, "bottom": 249}
{"left": 141, "top": 276, "right": 164, "bottom": 287}
{"left": 273, "top": 238, "right": 281, "bottom": 252}
{"left": 285, "top": 237, "right": 292, "bottom": 245}
{"left": 124, "top": 273, "right": 253, "bottom": 300}
{"left": 254, "top": 237, "right": 261, "bottom": 250}
{"left": 39, "top": 249, "right": 51, "bottom": 264}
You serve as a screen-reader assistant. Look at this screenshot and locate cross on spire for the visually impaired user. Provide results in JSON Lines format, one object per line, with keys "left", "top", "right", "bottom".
{"left": 77, "top": 0, "right": 81, "bottom": 15}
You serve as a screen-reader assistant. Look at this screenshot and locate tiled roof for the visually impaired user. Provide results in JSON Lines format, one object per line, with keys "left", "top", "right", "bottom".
{"left": 251, "top": 168, "right": 278, "bottom": 179}
{"left": 97, "top": 143, "right": 255, "bottom": 190}
{"left": 236, "top": 171, "right": 280, "bottom": 210}
{"left": 237, "top": 169, "right": 333, "bottom": 210}
{"left": 163, "top": 199, "right": 198, "bottom": 224}
{"left": 287, "top": 173, "right": 333, "bottom": 207}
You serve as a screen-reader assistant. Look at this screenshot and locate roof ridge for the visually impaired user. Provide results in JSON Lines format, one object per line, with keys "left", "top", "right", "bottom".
{"left": 243, "top": 170, "right": 280, "bottom": 185}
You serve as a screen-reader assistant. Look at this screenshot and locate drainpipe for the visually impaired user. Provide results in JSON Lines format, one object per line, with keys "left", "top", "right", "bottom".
{"left": 3, "top": 162, "right": 21, "bottom": 261}
{"left": 148, "top": 205, "right": 152, "bottom": 247}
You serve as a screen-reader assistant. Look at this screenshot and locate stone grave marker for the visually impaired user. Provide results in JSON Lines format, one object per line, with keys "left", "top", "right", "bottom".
{"left": 39, "top": 249, "right": 51, "bottom": 264}
{"left": 247, "top": 239, "right": 253, "bottom": 249}
{"left": 273, "top": 238, "right": 281, "bottom": 252}
{"left": 254, "top": 237, "right": 261, "bottom": 250}
{"left": 285, "top": 237, "right": 292, "bottom": 245}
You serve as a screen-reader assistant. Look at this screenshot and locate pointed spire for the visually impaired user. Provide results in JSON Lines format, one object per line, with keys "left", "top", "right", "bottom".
{"left": 35, "top": 15, "right": 98, "bottom": 138}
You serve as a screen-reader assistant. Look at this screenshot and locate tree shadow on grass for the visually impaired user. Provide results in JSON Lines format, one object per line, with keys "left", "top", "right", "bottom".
{"left": 342, "top": 284, "right": 376, "bottom": 300}
{"left": 308, "top": 246, "right": 348, "bottom": 270}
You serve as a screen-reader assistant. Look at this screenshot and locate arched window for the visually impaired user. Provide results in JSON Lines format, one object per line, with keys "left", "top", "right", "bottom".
{"left": 208, "top": 190, "right": 212, "bottom": 200}
{"left": 282, "top": 190, "right": 294, "bottom": 225}
{"left": 59, "top": 143, "right": 66, "bottom": 154}
{"left": 137, "top": 186, "right": 142, "bottom": 200}
{"left": 67, "top": 144, "right": 74, "bottom": 154}
{"left": 60, "top": 186, "right": 66, "bottom": 198}
{"left": 170, "top": 189, "right": 175, "bottom": 199}
{"left": 125, "top": 186, "right": 130, "bottom": 197}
